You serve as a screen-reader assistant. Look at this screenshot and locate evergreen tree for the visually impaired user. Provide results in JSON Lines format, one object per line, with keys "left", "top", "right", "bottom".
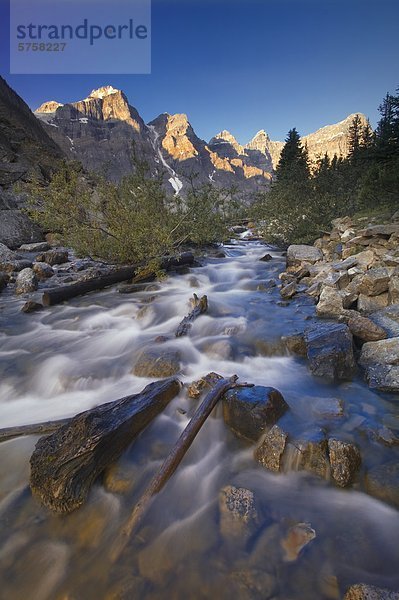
{"left": 275, "top": 128, "right": 310, "bottom": 182}
{"left": 348, "top": 114, "right": 363, "bottom": 161}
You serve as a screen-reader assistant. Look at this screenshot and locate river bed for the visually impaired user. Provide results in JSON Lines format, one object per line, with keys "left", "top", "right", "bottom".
{"left": 0, "top": 240, "right": 398, "bottom": 599}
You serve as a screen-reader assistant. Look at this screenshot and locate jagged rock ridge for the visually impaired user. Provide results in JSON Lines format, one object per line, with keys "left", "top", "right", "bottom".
{"left": 34, "top": 85, "right": 366, "bottom": 196}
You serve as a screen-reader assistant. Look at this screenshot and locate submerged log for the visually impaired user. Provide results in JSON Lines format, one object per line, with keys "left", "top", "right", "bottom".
{"left": 42, "top": 253, "right": 195, "bottom": 306}
{"left": 30, "top": 378, "right": 181, "bottom": 513}
{"left": 0, "top": 418, "right": 70, "bottom": 444}
{"left": 111, "top": 375, "right": 252, "bottom": 561}
{"left": 175, "top": 293, "right": 208, "bottom": 337}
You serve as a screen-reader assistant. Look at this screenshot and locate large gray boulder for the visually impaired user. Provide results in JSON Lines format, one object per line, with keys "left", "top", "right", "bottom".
{"left": 360, "top": 338, "right": 399, "bottom": 367}
{"left": 286, "top": 244, "right": 323, "bottom": 267}
{"left": 305, "top": 323, "right": 356, "bottom": 381}
{"left": 359, "top": 338, "right": 399, "bottom": 392}
{"left": 0, "top": 210, "right": 42, "bottom": 249}
{"left": 223, "top": 385, "right": 288, "bottom": 442}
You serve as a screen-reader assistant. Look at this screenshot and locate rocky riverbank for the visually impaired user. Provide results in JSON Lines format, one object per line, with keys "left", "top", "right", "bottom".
{"left": 278, "top": 212, "right": 399, "bottom": 393}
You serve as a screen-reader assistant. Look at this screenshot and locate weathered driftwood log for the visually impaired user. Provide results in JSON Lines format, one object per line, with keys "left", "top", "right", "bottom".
{"left": 42, "top": 253, "right": 195, "bottom": 306}
{"left": 175, "top": 293, "right": 208, "bottom": 337}
{"left": 111, "top": 375, "right": 252, "bottom": 561}
{"left": 30, "top": 379, "right": 181, "bottom": 513}
{"left": 0, "top": 418, "right": 70, "bottom": 444}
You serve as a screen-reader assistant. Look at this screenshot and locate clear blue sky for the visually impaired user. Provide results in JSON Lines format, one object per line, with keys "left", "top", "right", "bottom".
{"left": 1, "top": 0, "right": 398, "bottom": 143}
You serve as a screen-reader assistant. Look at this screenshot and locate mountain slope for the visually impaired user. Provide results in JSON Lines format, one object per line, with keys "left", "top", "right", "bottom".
{"left": 0, "top": 77, "right": 64, "bottom": 247}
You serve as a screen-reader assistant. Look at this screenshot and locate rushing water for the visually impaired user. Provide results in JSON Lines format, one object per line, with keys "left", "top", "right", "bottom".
{"left": 0, "top": 240, "right": 398, "bottom": 600}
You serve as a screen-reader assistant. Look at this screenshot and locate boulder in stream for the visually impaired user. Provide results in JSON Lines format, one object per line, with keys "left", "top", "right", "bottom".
{"left": 328, "top": 438, "right": 361, "bottom": 487}
{"left": 304, "top": 322, "right": 356, "bottom": 381}
{"left": 359, "top": 338, "right": 399, "bottom": 392}
{"left": 133, "top": 347, "right": 182, "bottom": 378}
{"left": 219, "top": 485, "right": 258, "bottom": 543}
{"left": 223, "top": 385, "right": 289, "bottom": 442}
{"left": 254, "top": 424, "right": 288, "bottom": 472}
{"left": 15, "top": 267, "right": 38, "bottom": 294}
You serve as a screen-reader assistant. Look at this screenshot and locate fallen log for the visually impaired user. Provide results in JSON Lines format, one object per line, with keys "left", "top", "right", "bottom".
{"left": 110, "top": 375, "right": 252, "bottom": 562}
{"left": 0, "top": 417, "right": 70, "bottom": 444}
{"left": 30, "top": 378, "right": 181, "bottom": 513}
{"left": 175, "top": 293, "right": 208, "bottom": 337}
{"left": 42, "top": 252, "right": 195, "bottom": 306}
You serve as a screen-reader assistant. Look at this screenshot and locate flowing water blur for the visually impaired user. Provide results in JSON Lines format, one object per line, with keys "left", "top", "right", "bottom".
{"left": 0, "top": 240, "right": 398, "bottom": 599}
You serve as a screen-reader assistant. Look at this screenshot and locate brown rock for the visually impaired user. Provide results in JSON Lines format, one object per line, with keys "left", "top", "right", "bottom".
{"left": 21, "top": 301, "right": 43, "bottom": 313}
{"left": 358, "top": 293, "right": 389, "bottom": 313}
{"left": 358, "top": 268, "right": 390, "bottom": 296}
{"left": 133, "top": 347, "right": 181, "bottom": 377}
{"left": 344, "top": 584, "right": 399, "bottom": 600}
{"left": 283, "top": 333, "right": 307, "bottom": 356}
{"left": 328, "top": 438, "right": 361, "bottom": 487}
{"left": 219, "top": 485, "right": 258, "bottom": 542}
{"left": 388, "top": 276, "right": 399, "bottom": 304}
{"left": 348, "top": 314, "right": 387, "bottom": 342}
{"left": 280, "top": 281, "right": 297, "bottom": 299}
{"left": 254, "top": 424, "right": 288, "bottom": 472}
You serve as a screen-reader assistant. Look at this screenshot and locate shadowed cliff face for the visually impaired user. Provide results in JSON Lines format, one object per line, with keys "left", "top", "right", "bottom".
{"left": 0, "top": 77, "right": 63, "bottom": 191}
{"left": 34, "top": 84, "right": 366, "bottom": 197}
{"left": 0, "top": 77, "right": 65, "bottom": 247}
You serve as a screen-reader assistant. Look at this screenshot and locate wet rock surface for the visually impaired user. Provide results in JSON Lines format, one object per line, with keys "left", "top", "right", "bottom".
{"left": 327, "top": 438, "right": 361, "bottom": 487}
{"left": 344, "top": 583, "right": 399, "bottom": 600}
{"left": 304, "top": 322, "right": 356, "bottom": 381}
{"left": 133, "top": 347, "right": 182, "bottom": 378}
{"left": 219, "top": 485, "right": 258, "bottom": 542}
{"left": 223, "top": 385, "right": 289, "bottom": 442}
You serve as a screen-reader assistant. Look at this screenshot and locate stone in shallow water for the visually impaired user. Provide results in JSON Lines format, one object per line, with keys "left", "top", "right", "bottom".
{"left": 32, "top": 261, "right": 54, "bottom": 280}
{"left": 132, "top": 347, "right": 181, "bottom": 377}
{"left": 138, "top": 504, "right": 219, "bottom": 584}
{"left": 254, "top": 424, "right": 287, "bottom": 472}
{"left": 344, "top": 583, "right": 399, "bottom": 600}
{"left": 219, "top": 485, "right": 258, "bottom": 543}
{"left": 281, "top": 522, "right": 316, "bottom": 562}
{"left": 328, "top": 438, "right": 361, "bottom": 487}
{"left": 21, "top": 300, "right": 43, "bottom": 313}
{"left": 365, "top": 462, "right": 399, "bottom": 508}
{"left": 223, "top": 385, "right": 288, "bottom": 443}
{"left": 15, "top": 267, "right": 38, "bottom": 294}
{"left": 282, "top": 333, "right": 307, "bottom": 356}
{"left": 304, "top": 322, "right": 356, "bottom": 381}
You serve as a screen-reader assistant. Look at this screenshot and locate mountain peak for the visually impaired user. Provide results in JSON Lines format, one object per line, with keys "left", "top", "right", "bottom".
{"left": 210, "top": 130, "right": 243, "bottom": 155}
{"left": 87, "top": 86, "right": 121, "bottom": 100}
{"left": 35, "top": 100, "right": 64, "bottom": 114}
